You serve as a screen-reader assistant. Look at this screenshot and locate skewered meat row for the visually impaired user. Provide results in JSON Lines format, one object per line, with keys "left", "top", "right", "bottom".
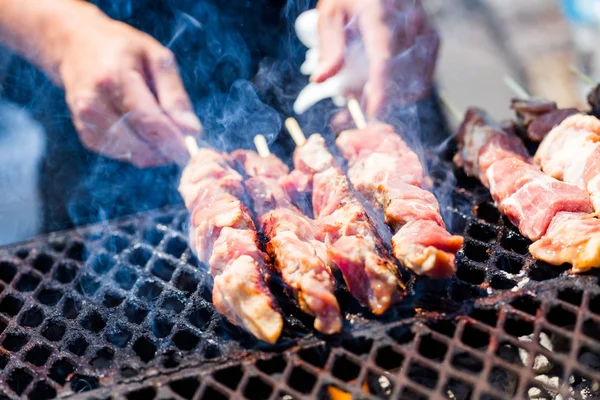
{"left": 455, "top": 108, "right": 600, "bottom": 272}
{"left": 179, "top": 149, "right": 283, "bottom": 343}
{"left": 336, "top": 123, "right": 463, "bottom": 278}
{"left": 283, "top": 134, "right": 407, "bottom": 314}
{"left": 534, "top": 114, "right": 600, "bottom": 213}
{"left": 507, "top": 84, "right": 600, "bottom": 213}
{"left": 232, "top": 150, "right": 342, "bottom": 334}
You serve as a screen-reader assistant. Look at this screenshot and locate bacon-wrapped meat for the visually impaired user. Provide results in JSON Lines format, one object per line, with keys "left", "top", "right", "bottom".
{"left": 179, "top": 149, "right": 283, "bottom": 343}
{"left": 487, "top": 158, "right": 592, "bottom": 240}
{"left": 336, "top": 123, "right": 463, "bottom": 278}
{"left": 233, "top": 150, "right": 342, "bottom": 334}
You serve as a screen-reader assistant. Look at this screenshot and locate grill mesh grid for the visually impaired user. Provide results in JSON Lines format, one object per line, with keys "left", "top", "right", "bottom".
{"left": 0, "top": 158, "right": 599, "bottom": 400}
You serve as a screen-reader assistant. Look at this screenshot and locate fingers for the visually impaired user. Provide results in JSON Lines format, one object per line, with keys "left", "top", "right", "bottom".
{"left": 145, "top": 46, "right": 204, "bottom": 137}
{"left": 364, "top": 62, "right": 390, "bottom": 118}
{"left": 358, "top": 5, "right": 394, "bottom": 117}
{"left": 70, "top": 95, "right": 170, "bottom": 168}
{"left": 115, "top": 69, "right": 191, "bottom": 165}
{"left": 312, "top": 1, "right": 347, "bottom": 83}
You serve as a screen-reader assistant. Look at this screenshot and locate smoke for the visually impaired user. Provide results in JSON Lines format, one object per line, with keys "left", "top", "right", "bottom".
{"left": 58, "top": 0, "right": 311, "bottom": 229}
{"left": 364, "top": 1, "right": 464, "bottom": 232}
{"left": 0, "top": 0, "right": 462, "bottom": 238}
{"left": 198, "top": 79, "right": 283, "bottom": 152}
{"left": 0, "top": 101, "right": 46, "bottom": 244}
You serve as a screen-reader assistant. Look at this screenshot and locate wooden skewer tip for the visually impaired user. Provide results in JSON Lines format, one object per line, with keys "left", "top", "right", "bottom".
{"left": 503, "top": 75, "right": 531, "bottom": 99}
{"left": 253, "top": 134, "right": 271, "bottom": 158}
{"left": 569, "top": 65, "right": 597, "bottom": 86}
{"left": 347, "top": 98, "right": 367, "bottom": 129}
{"left": 285, "top": 118, "right": 307, "bottom": 147}
{"left": 184, "top": 135, "right": 200, "bottom": 157}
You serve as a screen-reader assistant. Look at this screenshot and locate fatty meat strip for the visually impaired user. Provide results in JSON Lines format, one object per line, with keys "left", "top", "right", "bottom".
{"left": 232, "top": 150, "right": 342, "bottom": 334}
{"left": 455, "top": 108, "right": 600, "bottom": 272}
{"left": 178, "top": 149, "right": 283, "bottom": 343}
{"left": 282, "top": 134, "right": 407, "bottom": 314}
{"left": 336, "top": 123, "right": 464, "bottom": 278}
{"left": 534, "top": 114, "right": 600, "bottom": 213}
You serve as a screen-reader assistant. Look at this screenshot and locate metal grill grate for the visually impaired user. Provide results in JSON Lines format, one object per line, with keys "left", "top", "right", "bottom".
{"left": 0, "top": 156, "right": 598, "bottom": 400}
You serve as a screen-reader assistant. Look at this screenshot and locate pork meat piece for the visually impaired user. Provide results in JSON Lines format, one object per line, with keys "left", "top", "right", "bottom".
{"left": 191, "top": 192, "right": 255, "bottom": 265}
{"left": 244, "top": 169, "right": 342, "bottom": 335}
{"left": 530, "top": 212, "right": 600, "bottom": 273}
{"left": 526, "top": 108, "right": 579, "bottom": 142}
{"left": 487, "top": 158, "right": 592, "bottom": 241}
{"left": 179, "top": 148, "right": 245, "bottom": 209}
{"left": 337, "top": 124, "right": 463, "bottom": 278}
{"left": 455, "top": 108, "right": 529, "bottom": 184}
{"left": 584, "top": 146, "right": 600, "bottom": 212}
{"left": 312, "top": 167, "right": 404, "bottom": 313}
{"left": 511, "top": 98, "right": 558, "bottom": 126}
{"left": 391, "top": 220, "right": 463, "bottom": 278}
{"left": 211, "top": 228, "right": 282, "bottom": 343}
{"left": 535, "top": 114, "right": 600, "bottom": 213}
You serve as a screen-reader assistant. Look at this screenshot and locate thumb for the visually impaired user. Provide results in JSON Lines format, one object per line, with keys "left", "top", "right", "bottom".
{"left": 145, "top": 46, "right": 204, "bottom": 137}
{"left": 311, "top": 5, "right": 347, "bottom": 83}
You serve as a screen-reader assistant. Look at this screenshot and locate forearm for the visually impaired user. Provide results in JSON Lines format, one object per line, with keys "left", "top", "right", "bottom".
{"left": 0, "top": 0, "right": 103, "bottom": 84}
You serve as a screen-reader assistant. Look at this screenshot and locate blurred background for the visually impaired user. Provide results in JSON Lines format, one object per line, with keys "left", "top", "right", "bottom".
{"left": 2, "top": 0, "right": 600, "bottom": 246}
{"left": 427, "top": 0, "right": 600, "bottom": 121}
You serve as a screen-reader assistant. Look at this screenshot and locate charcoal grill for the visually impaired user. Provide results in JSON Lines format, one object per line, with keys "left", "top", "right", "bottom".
{"left": 0, "top": 151, "right": 599, "bottom": 400}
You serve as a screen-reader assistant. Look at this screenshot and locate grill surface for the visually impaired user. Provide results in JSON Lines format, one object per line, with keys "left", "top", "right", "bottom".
{"left": 0, "top": 155, "right": 599, "bottom": 400}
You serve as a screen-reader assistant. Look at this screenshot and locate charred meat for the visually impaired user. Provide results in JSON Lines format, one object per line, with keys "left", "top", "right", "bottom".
{"left": 510, "top": 98, "right": 578, "bottom": 142}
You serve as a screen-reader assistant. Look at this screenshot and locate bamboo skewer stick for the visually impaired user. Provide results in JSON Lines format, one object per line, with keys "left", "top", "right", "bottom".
{"left": 184, "top": 136, "right": 200, "bottom": 157}
{"left": 253, "top": 134, "right": 271, "bottom": 158}
{"left": 347, "top": 98, "right": 367, "bottom": 129}
{"left": 285, "top": 118, "right": 307, "bottom": 146}
{"left": 439, "top": 92, "right": 463, "bottom": 123}
{"left": 569, "top": 65, "right": 597, "bottom": 86}
{"left": 503, "top": 75, "right": 531, "bottom": 99}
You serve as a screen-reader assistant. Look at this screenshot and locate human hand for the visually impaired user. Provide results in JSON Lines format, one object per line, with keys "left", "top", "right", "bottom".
{"left": 56, "top": 8, "right": 202, "bottom": 167}
{"left": 313, "top": 0, "right": 439, "bottom": 117}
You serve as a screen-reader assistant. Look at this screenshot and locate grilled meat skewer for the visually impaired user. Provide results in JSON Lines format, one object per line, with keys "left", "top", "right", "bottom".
{"left": 283, "top": 123, "right": 407, "bottom": 315}
{"left": 233, "top": 150, "right": 342, "bottom": 335}
{"left": 455, "top": 108, "right": 600, "bottom": 272}
{"left": 179, "top": 149, "right": 283, "bottom": 343}
{"left": 336, "top": 122, "right": 463, "bottom": 279}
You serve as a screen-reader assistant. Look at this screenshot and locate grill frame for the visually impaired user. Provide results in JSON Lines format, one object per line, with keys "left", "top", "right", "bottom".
{"left": 0, "top": 155, "right": 598, "bottom": 400}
